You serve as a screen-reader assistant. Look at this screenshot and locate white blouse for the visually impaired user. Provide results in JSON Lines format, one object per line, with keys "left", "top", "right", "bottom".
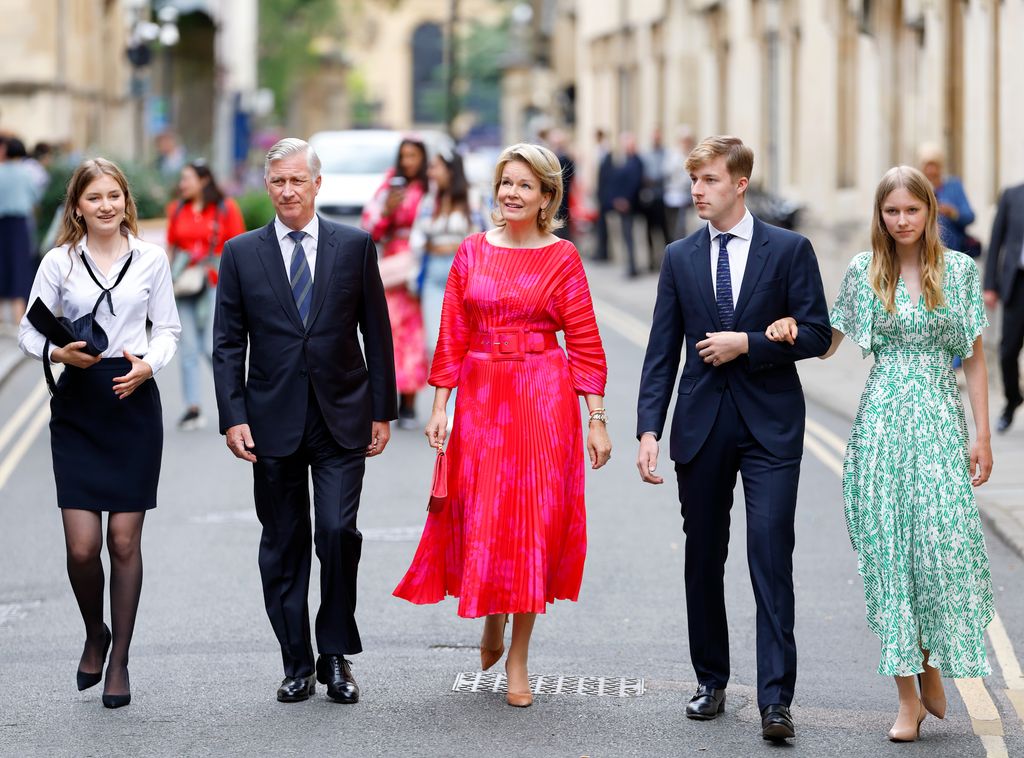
{"left": 18, "top": 233, "right": 181, "bottom": 375}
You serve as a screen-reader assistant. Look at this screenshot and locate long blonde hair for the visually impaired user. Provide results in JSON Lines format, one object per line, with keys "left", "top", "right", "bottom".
{"left": 55, "top": 158, "right": 139, "bottom": 248}
{"left": 869, "top": 165, "right": 945, "bottom": 312}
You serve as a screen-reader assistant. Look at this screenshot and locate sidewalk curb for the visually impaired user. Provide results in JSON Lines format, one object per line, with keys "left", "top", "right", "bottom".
{"left": 804, "top": 385, "right": 1024, "bottom": 563}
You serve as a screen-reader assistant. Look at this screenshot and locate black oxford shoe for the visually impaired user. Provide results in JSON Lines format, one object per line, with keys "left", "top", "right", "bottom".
{"left": 276, "top": 674, "right": 316, "bottom": 703}
{"left": 761, "top": 703, "right": 795, "bottom": 741}
{"left": 685, "top": 684, "right": 726, "bottom": 720}
{"left": 316, "top": 654, "right": 359, "bottom": 704}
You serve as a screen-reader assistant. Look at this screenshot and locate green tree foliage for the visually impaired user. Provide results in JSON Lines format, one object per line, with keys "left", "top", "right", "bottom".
{"left": 258, "top": 0, "right": 344, "bottom": 120}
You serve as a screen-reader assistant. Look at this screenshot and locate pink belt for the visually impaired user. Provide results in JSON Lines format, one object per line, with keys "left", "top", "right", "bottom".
{"left": 469, "top": 328, "right": 559, "bottom": 359}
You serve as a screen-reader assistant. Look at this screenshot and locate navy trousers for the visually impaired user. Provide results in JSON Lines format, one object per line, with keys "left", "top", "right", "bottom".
{"left": 674, "top": 388, "right": 800, "bottom": 710}
{"left": 253, "top": 388, "right": 366, "bottom": 678}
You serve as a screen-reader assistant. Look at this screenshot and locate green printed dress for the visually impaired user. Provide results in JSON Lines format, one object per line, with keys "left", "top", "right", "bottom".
{"left": 831, "top": 250, "right": 993, "bottom": 678}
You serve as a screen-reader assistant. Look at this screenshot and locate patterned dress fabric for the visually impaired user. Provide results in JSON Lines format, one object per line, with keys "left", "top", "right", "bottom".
{"left": 394, "top": 233, "right": 607, "bottom": 618}
{"left": 831, "top": 249, "right": 993, "bottom": 678}
{"left": 362, "top": 172, "right": 428, "bottom": 393}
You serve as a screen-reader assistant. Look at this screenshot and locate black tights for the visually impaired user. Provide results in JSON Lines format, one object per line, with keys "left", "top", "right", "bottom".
{"left": 62, "top": 510, "right": 146, "bottom": 697}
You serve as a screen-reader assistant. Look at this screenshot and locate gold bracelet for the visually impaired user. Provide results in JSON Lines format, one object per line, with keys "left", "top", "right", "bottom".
{"left": 588, "top": 408, "right": 608, "bottom": 424}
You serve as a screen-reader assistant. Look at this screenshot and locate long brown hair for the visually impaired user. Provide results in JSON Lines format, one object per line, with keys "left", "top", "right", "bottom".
{"left": 55, "top": 158, "right": 140, "bottom": 248}
{"left": 869, "top": 165, "right": 945, "bottom": 312}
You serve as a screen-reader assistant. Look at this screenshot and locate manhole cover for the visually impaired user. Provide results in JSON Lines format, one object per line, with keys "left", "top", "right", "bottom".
{"left": 453, "top": 672, "right": 644, "bottom": 698}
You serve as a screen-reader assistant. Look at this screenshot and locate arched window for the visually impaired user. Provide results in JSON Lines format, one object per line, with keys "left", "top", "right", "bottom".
{"left": 411, "top": 22, "right": 444, "bottom": 123}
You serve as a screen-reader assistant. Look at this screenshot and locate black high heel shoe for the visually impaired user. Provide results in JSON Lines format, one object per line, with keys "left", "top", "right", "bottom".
{"left": 102, "top": 667, "right": 131, "bottom": 709}
{"left": 76, "top": 625, "right": 111, "bottom": 691}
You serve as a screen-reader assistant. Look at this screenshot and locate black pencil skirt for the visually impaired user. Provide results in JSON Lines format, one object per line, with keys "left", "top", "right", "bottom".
{"left": 50, "top": 357, "right": 163, "bottom": 512}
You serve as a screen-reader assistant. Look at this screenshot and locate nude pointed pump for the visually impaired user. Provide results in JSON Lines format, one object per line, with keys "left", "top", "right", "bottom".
{"left": 887, "top": 702, "right": 926, "bottom": 742}
{"left": 480, "top": 614, "right": 509, "bottom": 671}
{"left": 918, "top": 672, "right": 947, "bottom": 719}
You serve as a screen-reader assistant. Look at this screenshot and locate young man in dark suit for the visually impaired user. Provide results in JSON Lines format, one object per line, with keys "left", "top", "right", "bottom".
{"left": 213, "top": 138, "right": 397, "bottom": 704}
{"left": 984, "top": 181, "right": 1024, "bottom": 432}
{"left": 635, "top": 136, "right": 831, "bottom": 742}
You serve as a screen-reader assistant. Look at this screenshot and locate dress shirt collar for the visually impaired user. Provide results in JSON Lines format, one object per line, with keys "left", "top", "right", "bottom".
{"left": 275, "top": 214, "right": 319, "bottom": 246}
{"left": 708, "top": 208, "right": 754, "bottom": 243}
{"left": 73, "top": 233, "right": 140, "bottom": 264}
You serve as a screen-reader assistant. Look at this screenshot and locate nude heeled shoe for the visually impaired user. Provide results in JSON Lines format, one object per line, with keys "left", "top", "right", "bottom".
{"left": 918, "top": 672, "right": 947, "bottom": 719}
{"left": 504, "top": 661, "right": 533, "bottom": 708}
{"left": 888, "top": 701, "right": 926, "bottom": 742}
{"left": 480, "top": 614, "right": 509, "bottom": 671}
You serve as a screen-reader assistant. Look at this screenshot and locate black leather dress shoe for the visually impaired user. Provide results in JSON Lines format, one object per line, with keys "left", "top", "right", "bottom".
{"left": 685, "top": 684, "right": 726, "bottom": 720}
{"left": 997, "top": 400, "right": 1022, "bottom": 433}
{"left": 316, "top": 655, "right": 359, "bottom": 704}
{"left": 761, "top": 703, "right": 795, "bottom": 741}
{"left": 276, "top": 674, "right": 316, "bottom": 703}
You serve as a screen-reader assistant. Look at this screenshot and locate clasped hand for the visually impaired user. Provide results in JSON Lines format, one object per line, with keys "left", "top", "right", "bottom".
{"left": 696, "top": 331, "right": 748, "bottom": 366}
{"left": 53, "top": 344, "right": 152, "bottom": 399}
{"left": 765, "top": 317, "right": 798, "bottom": 344}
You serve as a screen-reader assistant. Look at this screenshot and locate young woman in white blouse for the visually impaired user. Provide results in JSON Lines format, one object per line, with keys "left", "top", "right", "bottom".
{"left": 18, "top": 158, "right": 180, "bottom": 708}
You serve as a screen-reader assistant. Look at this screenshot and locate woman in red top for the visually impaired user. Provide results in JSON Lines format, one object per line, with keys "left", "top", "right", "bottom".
{"left": 165, "top": 161, "right": 245, "bottom": 430}
{"left": 394, "top": 144, "right": 612, "bottom": 708}
{"left": 361, "top": 138, "right": 430, "bottom": 429}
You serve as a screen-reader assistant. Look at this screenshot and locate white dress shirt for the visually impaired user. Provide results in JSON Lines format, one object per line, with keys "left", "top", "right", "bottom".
{"left": 709, "top": 209, "right": 755, "bottom": 305}
{"left": 18, "top": 234, "right": 181, "bottom": 374}
{"left": 275, "top": 215, "right": 319, "bottom": 282}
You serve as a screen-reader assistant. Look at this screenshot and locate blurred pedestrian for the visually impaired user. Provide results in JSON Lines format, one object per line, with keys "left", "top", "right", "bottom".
{"left": 23, "top": 141, "right": 54, "bottom": 197}
{"left": 767, "top": 165, "right": 994, "bottom": 743}
{"left": 983, "top": 180, "right": 1024, "bottom": 432}
{"left": 17, "top": 158, "right": 181, "bottom": 709}
{"left": 636, "top": 136, "right": 831, "bottom": 742}
{"left": 394, "top": 143, "right": 610, "bottom": 708}
{"left": 546, "top": 128, "right": 575, "bottom": 241}
{"left": 0, "top": 136, "right": 40, "bottom": 329}
{"left": 595, "top": 132, "right": 644, "bottom": 277}
{"left": 165, "top": 160, "right": 245, "bottom": 431}
{"left": 409, "top": 148, "right": 483, "bottom": 356}
{"left": 640, "top": 127, "right": 671, "bottom": 270}
{"left": 213, "top": 138, "right": 397, "bottom": 705}
{"left": 918, "top": 143, "right": 978, "bottom": 256}
{"left": 664, "top": 125, "right": 696, "bottom": 241}
{"left": 362, "top": 137, "right": 430, "bottom": 430}
{"left": 154, "top": 130, "right": 186, "bottom": 183}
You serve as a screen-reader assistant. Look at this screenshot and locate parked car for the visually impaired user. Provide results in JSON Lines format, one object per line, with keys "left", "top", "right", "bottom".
{"left": 309, "top": 129, "right": 454, "bottom": 227}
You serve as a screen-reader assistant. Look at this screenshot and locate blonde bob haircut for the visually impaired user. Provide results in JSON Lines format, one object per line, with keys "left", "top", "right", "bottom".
{"left": 490, "top": 143, "right": 564, "bottom": 233}
{"left": 869, "top": 165, "right": 946, "bottom": 313}
{"left": 55, "top": 158, "right": 140, "bottom": 250}
{"left": 684, "top": 135, "right": 754, "bottom": 181}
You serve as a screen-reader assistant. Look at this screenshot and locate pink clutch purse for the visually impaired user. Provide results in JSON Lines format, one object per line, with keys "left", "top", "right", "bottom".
{"left": 428, "top": 445, "right": 448, "bottom": 513}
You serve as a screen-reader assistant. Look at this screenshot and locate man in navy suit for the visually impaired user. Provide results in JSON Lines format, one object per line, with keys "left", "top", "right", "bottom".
{"left": 213, "top": 138, "right": 397, "bottom": 705}
{"left": 635, "top": 136, "right": 830, "bottom": 742}
{"left": 984, "top": 181, "right": 1024, "bottom": 432}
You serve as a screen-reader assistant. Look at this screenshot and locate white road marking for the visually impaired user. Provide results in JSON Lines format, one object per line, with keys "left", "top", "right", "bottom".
{"left": 592, "top": 298, "right": 651, "bottom": 349}
{"left": 0, "top": 389, "right": 50, "bottom": 492}
{"left": 0, "top": 381, "right": 47, "bottom": 458}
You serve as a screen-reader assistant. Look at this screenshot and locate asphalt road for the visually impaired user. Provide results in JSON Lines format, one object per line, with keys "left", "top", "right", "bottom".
{"left": 1, "top": 278, "right": 1023, "bottom": 757}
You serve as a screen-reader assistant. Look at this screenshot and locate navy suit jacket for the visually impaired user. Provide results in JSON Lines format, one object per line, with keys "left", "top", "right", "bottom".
{"left": 636, "top": 216, "right": 831, "bottom": 464}
{"left": 213, "top": 215, "right": 398, "bottom": 457}
{"left": 984, "top": 183, "right": 1024, "bottom": 302}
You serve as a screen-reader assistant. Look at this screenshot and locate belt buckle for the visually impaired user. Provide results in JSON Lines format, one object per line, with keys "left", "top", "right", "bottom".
{"left": 494, "top": 327, "right": 526, "bottom": 360}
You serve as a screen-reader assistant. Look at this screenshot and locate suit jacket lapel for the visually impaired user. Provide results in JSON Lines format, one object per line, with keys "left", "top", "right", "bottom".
{"left": 255, "top": 221, "right": 305, "bottom": 332}
{"left": 688, "top": 227, "right": 723, "bottom": 330}
{"left": 732, "top": 218, "right": 769, "bottom": 325}
{"left": 306, "top": 216, "right": 337, "bottom": 329}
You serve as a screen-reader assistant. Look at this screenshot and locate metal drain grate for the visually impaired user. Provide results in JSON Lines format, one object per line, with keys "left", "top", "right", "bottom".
{"left": 453, "top": 672, "right": 644, "bottom": 698}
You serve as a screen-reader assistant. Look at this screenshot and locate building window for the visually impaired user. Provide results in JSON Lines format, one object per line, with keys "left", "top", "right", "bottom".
{"left": 411, "top": 22, "right": 444, "bottom": 124}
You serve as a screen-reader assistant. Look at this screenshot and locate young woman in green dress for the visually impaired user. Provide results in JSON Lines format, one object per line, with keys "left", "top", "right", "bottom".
{"left": 765, "top": 165, "right": 994, "bottom": 743}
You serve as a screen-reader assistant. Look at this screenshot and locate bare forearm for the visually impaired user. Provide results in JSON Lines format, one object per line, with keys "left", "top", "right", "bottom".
{"left": 432, "top": 387, "right": 453, "bottom": 412}
{"left": 962, "top": 338, "right": 991, "bottom": 441}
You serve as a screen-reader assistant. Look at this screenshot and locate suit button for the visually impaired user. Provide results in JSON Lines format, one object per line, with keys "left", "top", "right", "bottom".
{"left": 304, "top": 335, "right": 310, "bottom": 343}
{"left": 299, "top": 369, "right": 308, "bottom": 378}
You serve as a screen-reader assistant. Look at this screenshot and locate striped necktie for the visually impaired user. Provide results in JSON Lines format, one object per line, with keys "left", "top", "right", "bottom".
{"left": 715, "top": 232, "right": 734, "bottom": 330}
{"left": 287, "top": 230, "right": 312, "bottom": 326}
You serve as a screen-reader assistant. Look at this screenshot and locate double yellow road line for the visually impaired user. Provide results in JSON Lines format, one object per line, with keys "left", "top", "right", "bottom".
{"left": 0, "top": 380, "right": 50, "bottom": 492}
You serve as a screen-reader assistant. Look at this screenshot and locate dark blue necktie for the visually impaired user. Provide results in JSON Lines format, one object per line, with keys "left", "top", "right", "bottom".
{"left": 715, "top": 232, "right": 734, "bottom": 330}
{"left": 288, "top": 230, "right": 312, "bottom": 326}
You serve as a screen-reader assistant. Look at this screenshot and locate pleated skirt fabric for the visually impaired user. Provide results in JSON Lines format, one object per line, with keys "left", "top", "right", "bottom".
{"left": 50, "top": 357, "right": 163, "bottom": 511}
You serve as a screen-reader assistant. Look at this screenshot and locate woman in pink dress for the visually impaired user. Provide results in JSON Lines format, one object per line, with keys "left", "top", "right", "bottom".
{"left": 362, "top": 137, "right": 430, "bottom": 428}
{"left": 394, "top": 143, "right": 612, "bottom": 707}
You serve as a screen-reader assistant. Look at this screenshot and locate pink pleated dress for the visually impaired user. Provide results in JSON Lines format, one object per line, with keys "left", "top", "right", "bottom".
{"left": 393, "top": 233, "right": 607, "bottom": 618}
